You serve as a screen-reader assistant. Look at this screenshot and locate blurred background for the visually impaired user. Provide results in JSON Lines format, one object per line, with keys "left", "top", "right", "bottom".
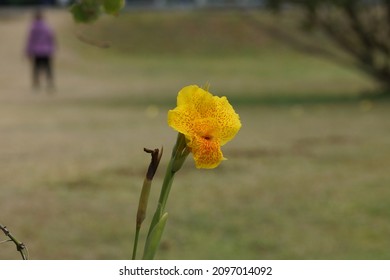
{"left": 1, "top": 0, "right": 390, "bottom": 259}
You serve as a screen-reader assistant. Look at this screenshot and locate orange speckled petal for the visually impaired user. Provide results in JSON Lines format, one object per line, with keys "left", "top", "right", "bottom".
{"left": 191, "top": 136, "right": 224, "bottom": 169}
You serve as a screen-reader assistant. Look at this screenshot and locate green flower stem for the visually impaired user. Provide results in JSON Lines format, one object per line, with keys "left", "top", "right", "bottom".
{"left": 143, "top": 213, "right": 168, "bottom": 260}
{"left": 132, "top": 178, "right": 151, "bottom": 260}
{"left": 158, "top": 136, "right": 187, "bottom": 211}
{"left": 132, "top": 226, "right": 141, "bottom": 260}
{"left": 143, "top": 133, "right": 189, "bottom": 259}
{"left": 132, "top": 148, "right": 162, "bottom": 260}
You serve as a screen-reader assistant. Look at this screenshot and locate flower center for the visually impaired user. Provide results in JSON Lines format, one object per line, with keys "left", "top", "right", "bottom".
{"left": 202, "top": 135, "right": 212, "bottom": 141}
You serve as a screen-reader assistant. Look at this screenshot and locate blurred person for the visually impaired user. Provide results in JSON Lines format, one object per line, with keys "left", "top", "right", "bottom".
{"left": 25, "top": 9, "right": 56, "bottom": 92}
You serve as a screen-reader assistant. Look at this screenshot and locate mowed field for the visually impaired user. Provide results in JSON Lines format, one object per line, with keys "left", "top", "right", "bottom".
{"left": 1, "top": 8, "right": 390, "bottom": 259}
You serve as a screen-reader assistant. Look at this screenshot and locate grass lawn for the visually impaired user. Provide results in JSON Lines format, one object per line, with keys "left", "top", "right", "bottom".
{"left": 0, "top": 8, "right": 389, "bottom": 259}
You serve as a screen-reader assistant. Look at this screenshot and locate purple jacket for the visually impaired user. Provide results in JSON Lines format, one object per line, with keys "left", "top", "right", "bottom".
{"left": 26, "top": 19, "right": 55, "bottom": 57}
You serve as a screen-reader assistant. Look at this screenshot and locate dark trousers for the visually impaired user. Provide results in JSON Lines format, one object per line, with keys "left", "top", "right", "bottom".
{"left": 32, "top": 56, "right": 54, "bottom": 89}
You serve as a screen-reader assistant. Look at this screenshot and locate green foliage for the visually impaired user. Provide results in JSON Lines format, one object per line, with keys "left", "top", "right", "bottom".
{"left": 70, "top": 0, "right": 102, "bottom": 23}
{"left": 103, "top": 0, "right": 125, "bottom": 15}
{"left": 70, "top": 0, "right": 123, "bottom": 23}
{"left": 143, "top": 213, "right": 168, "bottom": 260}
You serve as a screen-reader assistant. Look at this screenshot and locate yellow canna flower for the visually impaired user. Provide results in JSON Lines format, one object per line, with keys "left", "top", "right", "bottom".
{"left": 168, "top": 85, "right": 241, "bottom": 169}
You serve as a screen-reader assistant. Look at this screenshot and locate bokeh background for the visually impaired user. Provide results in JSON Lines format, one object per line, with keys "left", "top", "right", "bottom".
{"left": 1, "top": 0, "right": 390, "bottom": 259}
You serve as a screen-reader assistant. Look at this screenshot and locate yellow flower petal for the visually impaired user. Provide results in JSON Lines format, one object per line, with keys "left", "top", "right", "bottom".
{"left": 168, "top": 85, "right": 241, "bottom": 169}
{"left": 167, "top": 107, "right": 195, "bottom": 137}
{"left": 211, "top": 96, "right": 241, "bottom": 146}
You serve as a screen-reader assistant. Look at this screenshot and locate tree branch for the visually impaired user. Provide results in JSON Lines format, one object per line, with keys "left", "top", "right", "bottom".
{"left": 0, "top": 224, "right": 28, "bottom": 260}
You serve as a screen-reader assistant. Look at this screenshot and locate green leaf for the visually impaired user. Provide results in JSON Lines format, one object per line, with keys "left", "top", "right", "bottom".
{"left": 70, "top": 1, "right": 102, "bottom": 23}
{"left": 103, "top": 0, "right": 125, "bottom": 15}
{"left": 142, "top": 212, "right": 168, "bottom": 260}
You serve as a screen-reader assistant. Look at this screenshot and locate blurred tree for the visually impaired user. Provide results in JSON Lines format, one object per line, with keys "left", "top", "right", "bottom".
{"left": 265, "top": 0, "right": 390, "bottom": 91}
{"left": 70, "top": 0, "right": 124, "bottom": 23}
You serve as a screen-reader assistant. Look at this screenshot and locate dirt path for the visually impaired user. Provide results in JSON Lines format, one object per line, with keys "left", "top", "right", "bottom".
{"left": 0, "top": 10, "right": 34, "bottom": 99}
{"left": 0, "top": 10, "right": 133, "bottom": 186}
{"left": 0, "top": 9, "right": 109, "bottom": 102}
{"left": 0, "top": 10, "right": 79, "bottom": 98}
